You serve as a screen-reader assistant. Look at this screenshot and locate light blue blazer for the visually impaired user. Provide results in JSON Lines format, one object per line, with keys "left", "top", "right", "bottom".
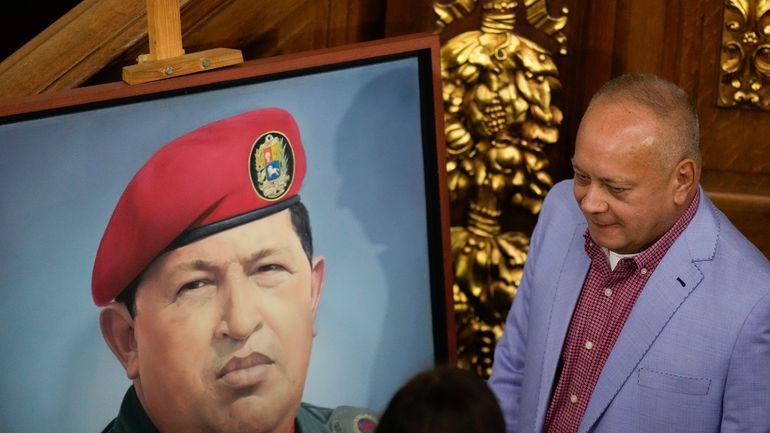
{"left": 489, "top": 180, "right": 770, "bottom": 433}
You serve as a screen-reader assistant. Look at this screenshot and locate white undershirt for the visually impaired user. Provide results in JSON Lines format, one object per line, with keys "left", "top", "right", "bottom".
{"left": 604, "top": 247, "right": 638, "bottom": 271}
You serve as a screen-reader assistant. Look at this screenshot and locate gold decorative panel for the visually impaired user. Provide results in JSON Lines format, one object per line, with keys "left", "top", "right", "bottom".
{"left": 718, "top": 0, "right": 770, "bottom": 110}
{"left": 434, "top": 0, "right": 567, "bottom": 377}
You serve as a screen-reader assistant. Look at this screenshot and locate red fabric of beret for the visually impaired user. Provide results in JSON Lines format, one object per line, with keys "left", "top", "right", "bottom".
{"left": 92, "top": 107, "right": 306, "bottom": 306}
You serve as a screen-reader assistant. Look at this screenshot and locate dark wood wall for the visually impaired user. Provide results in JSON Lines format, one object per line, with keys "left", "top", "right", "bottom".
{"left": 386, "top": 0, "right": 770, "bottom": 256}
{"left": 2, "top": 0, "right": 768, "bottom": 255}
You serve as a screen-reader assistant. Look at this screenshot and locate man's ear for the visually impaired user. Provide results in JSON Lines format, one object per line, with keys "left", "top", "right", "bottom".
{"left": 100, "top": 303, "right": 139, "bottom": 380}
{"left": 673, "top": 158, "right": 698, "bottom": 206}
{"left": 309, "top": 256, "right": 326, "bottom": 336}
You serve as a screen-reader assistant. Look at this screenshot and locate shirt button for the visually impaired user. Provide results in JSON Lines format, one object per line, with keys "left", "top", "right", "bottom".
{"left": 604, "top": 288, "right": 613, "bottom": 297}
{"left": 570, "top": 394, "right": 578, "bottom": 404}
{"left": 640, "top": 267, "right": 648, "bottom": 275}
{"left": 584, "top": 341, "right": 594, "bottom": 350}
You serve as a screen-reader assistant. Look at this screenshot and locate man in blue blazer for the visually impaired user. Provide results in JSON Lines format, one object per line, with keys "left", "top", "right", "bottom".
{"left": 489, "top": 73, "right": 770, "bottom": 433}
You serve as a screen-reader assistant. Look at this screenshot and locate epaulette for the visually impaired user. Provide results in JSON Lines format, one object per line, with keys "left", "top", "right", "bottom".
{"left": 326, "top": 406, "right": 378, "bottom": 433}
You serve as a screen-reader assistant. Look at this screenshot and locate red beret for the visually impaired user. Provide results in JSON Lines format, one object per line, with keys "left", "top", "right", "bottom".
{"left": 92, "top": 107, "right": 306, "bottom": 306}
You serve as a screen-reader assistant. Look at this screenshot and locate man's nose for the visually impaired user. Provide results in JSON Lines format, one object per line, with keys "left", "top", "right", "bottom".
{"left": 579, "top": 185, "right": 609, "bottom": 214}
{"left": 216, "top": 269, "right": 263, "bottom": 340}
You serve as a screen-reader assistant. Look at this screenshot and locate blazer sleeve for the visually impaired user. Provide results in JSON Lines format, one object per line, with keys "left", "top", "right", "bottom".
{"left": 488, "top": 185, "right": 559, "bottom": 433}
{"left": 720, "top": 290, "right": 770, "bottom": 432}
{"left": 488, "top": 244, "right": 533, "bottom": 433}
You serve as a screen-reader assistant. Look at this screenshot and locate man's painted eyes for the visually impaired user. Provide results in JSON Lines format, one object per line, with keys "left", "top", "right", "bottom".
{"left": 256, "top": 263, "right": 288, "bottom": 273}
{"left": 175, "top": 264, "right": 289, "bottom": 296}
{"left": 178, "top": 280, "right": 209, "bottom": 294}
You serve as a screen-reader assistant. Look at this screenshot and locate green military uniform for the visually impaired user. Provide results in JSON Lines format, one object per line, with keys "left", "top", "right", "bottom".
{"left": 101, "top": 387, "right": 377, "bottom": 433}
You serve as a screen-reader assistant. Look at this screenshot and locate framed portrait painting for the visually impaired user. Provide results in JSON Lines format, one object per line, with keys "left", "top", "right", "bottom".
{"left": 0, "top": 33, "right": 454, "bottom": 432}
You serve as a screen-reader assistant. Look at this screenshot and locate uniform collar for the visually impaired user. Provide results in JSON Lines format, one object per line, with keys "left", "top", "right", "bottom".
{"left": 106, "top": 386, "right": 161, "bottom": 433}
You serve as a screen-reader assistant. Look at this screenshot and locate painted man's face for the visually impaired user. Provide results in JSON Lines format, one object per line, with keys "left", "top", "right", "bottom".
{"left": 130, "top": 209, "right": 324, "bottom": 433}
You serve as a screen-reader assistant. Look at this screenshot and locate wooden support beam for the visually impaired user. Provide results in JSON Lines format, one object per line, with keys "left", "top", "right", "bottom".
{"left": 123, "top": 47, "right": 242, "bottom": 85}
{"left": 0, "top": 0, "right": 150, "bottom": 97}
{"left": 123, "top": 0, "right": 243, "bottom": 85}
{"left": 145, "top": 0, "right": 185, "bottom": 61}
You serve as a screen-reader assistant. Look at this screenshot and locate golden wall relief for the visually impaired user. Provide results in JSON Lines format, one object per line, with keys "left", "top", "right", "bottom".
{"left": 719, "top": 0, "right": 770, "bottom": 110}
{"left": 433, "top": 0, "right": 567, "bottom": 377}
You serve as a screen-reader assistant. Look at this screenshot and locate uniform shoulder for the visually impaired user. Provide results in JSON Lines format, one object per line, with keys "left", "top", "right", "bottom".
{"left": 299, "top": 402, "right": 378, "bottom": 433}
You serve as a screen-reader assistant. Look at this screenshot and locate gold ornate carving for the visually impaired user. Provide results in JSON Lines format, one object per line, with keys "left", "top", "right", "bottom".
{"left": 718, "top": 0, "right": 770, "bottom": 110}
{"left": 434, "top": 0, "right": 566, "bottom": 377}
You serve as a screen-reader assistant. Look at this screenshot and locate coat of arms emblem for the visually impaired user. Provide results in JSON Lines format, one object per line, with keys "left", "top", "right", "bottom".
{"left": 250, "top": 132, "right": 294, "bottom": 200}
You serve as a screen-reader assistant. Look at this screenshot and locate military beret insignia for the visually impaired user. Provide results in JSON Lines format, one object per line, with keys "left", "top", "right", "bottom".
{"left": 354, "top": 414, "right": 377, "bottom": 433}
{"left": 250, "top": 131, "right": 295, "bottom": 201}
{"left": 327, "top": 406, "right": 379, "bottom": 433}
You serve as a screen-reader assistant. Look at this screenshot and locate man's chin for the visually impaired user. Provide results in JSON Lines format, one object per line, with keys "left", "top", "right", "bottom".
{"left": 223, "top": 393, "right": 297, "bottom": 433}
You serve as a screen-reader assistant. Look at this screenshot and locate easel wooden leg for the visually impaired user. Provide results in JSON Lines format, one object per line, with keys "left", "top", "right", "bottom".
{"left": 145, "top": 0, "right": 184, "bottom": 61}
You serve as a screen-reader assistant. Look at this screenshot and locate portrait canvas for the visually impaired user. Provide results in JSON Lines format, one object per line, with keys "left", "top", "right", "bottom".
{"left": 0, "top": 35, "right": 453, "bottom": 432}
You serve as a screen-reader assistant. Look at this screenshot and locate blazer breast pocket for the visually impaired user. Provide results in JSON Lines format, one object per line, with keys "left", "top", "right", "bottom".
{"left": 637, "top": 367, "right": 711, "bottom": 395}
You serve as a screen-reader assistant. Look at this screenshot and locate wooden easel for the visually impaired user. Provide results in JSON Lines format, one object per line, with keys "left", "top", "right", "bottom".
{"left": 122, "top": 0, "right": 243, "bottom": 85}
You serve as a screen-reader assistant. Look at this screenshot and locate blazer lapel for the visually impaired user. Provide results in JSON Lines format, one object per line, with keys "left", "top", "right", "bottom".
{"left": 534, "top": 222, "right": 591, "bottom": 432}
{"left": 577, "top": 191, "right": 719, "bottom": 433}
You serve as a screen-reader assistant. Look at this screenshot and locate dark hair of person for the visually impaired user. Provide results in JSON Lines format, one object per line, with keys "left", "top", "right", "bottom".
{"left": 376, "top": 366, "right": 506, "bottom": 433}
{"left": 115, "top": 200, "right": 313, "bottom": 317}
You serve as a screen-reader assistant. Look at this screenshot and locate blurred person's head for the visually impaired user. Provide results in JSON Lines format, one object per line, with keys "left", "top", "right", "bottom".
{"left": 376, "top": 366, "right": 505, "bottom": 433}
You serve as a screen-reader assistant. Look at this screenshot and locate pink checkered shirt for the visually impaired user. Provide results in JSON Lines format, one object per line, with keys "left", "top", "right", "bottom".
{"left": 543, "top": 191, "right": 700, "bottom": 433}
